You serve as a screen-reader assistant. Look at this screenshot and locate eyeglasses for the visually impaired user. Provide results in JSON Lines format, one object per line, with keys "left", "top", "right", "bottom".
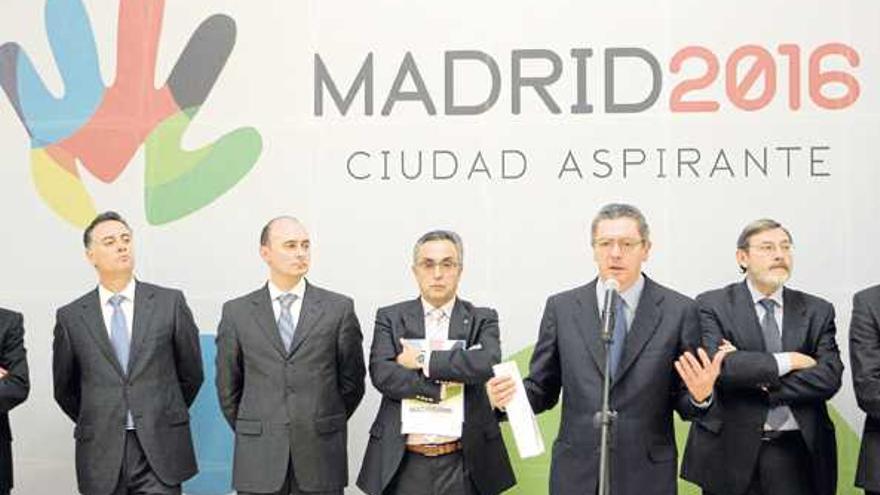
{"left": 747, "top": 242, "right": 793, "bottom": 256}
{"left": 416, "top": 260, "right": 460, "bottom": 272}
{"left": 593, "top": 238, "right": 644, "bottom": 254}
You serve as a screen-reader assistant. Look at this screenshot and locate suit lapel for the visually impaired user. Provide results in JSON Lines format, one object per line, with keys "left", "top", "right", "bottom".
{"left": 732, "top": 281, "right": 767, "bottom": 352}
{"left": 402, "top": 299, "right": 426, "bottom": 340}
{"left": 127, "top": 282, "right": 154, "bottom": 375}
{"left": 573, "top": 281, "right": 605, "bottom": 375}
{"left": 289, "top": 283, "right": 324, "bottom": 356}
{"left": 79, "top": 290, "right": 126, "bottom": 378}
{"left": 250, "top": 286, "right": 287, "bottom": 357}
{"left": 448, "top": 300, "right": 473, "bottom": 345}
{"left": 781, "top": 288, "right": 808, "bottom": 351}
{"left": 614, "top": 278, "right": 662, "bottom": 385}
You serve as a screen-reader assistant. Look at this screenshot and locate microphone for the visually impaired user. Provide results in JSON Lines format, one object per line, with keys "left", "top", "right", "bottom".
{"left": 600, "top": 278, "right": 619, "bottom": 340}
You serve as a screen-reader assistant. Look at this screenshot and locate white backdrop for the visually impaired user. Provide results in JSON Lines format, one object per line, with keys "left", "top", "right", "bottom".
{"left": 0, "top": 1, "right": 877, "bottom": 492}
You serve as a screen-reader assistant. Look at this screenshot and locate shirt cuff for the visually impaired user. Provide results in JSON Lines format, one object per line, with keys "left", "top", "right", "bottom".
{"left": 690, "top": 394, "right": 713, "bottom": 409}
{"left": 773, "top": 352, "right": 792, "bottom": 376}
{"left": 422, "top": 350, "right": 432, "bottom": 378}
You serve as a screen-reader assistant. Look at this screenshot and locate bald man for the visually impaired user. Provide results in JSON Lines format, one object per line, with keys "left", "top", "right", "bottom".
{"left": 215, "top": 217, "right": 366, "bottom": 495}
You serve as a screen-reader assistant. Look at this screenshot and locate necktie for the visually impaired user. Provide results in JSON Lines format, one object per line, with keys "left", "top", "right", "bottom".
{"left": 109, "top": 294, "right": 130, "bottom": 372}
{"left": 278, "top": 293, "right": 298, "bottom": 352}
{"left": 109, "top": 294, "right": 134, "bottom": 428}
{"left": 609, "top": 294, "right": 627, "bottom": 380}
{"left": 428, "top": 308, "right": 447, "bottom": 339}
{"left": 759, "top": 298, "right": 791, "bottom": 429}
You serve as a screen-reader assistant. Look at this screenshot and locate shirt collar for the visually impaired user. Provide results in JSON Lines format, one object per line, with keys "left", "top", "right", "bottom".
{"left": 597, "top": 273, "right": 645, "bottom": 310}
{"left": 421, "top": 296, "right": 456, "bottom": 318}
{"left": 268, "top": 278, "right": 307, "bottom": 302}
{"left": 746, "top": 278, "right": 784, "bottom": 308}
{"left": 98, "top": 277, "right": 136, "bottom": 306}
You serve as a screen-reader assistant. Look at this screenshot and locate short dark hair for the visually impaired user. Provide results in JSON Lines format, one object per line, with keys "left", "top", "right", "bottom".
{"left": 260, "top": 216, "right": 302, "bottom": 246}
{"left": 736, "top": 218, "right": 793, "bottom": 273}
{"left": 83, "top": 211, "right": 131, "bottom": 248}
{"left": 413, "top": 230, "right": 464, "bottom": 265}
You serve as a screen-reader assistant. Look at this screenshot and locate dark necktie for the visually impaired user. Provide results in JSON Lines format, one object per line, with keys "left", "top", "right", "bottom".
{"left": 609, "top": 294, "right": 627, "bottom": 380}
{"left": 759, "top": 298, "right": 791, "bottom": 429}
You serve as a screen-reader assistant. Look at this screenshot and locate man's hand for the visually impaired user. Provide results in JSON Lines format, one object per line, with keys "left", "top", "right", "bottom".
{"left": 788, "top": 352, "right": 817, "bottom": 371}
{"left": 396, "top": 339, "right": 423, "bottom": 370}
{"left": 486, "top": 375, "right": 517, "bottom": 410}
{"left": 0, "top": 367, "right": 7, "bottom": 379}
{"left": 719, "top": 339, "right": 737, "bottom": 353}
{"left": 675, "top": 348, "right": 729, "bottom": 403}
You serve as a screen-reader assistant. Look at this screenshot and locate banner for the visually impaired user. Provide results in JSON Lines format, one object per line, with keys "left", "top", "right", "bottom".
{"left": 0, "top": 1, "right": 876, "bottom": 493}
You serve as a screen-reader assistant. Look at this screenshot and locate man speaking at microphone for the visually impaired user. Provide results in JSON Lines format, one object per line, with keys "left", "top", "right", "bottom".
{"left": 488, "top": 203, "right": 725, "bottom": 495}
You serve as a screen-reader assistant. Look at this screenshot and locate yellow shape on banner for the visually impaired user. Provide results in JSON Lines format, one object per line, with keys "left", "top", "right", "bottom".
{"left": 31, "top": 148, "right": 96, "bottom": 227}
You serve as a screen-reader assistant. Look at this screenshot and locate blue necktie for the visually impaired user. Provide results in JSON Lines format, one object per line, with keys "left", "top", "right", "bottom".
{"left": 109, "top": 295, "right": 130, "bottom": 372}
{"left": 278, "top": 293, "right": 298, "bottom": 352}
{"left": 759, "top": 298, "right": 791, "bottom": 429}
{"left": 109, "top": 294, "right": 134, "bottom": 428}
{"left": 609, "top": 294, "right": 627, "bottom": 380}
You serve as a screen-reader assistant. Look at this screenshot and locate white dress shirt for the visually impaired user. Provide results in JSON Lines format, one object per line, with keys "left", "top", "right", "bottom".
{"left": 97, "top": 278, "right": 137, "bottom": 429}
{"left": 746, "top": 279, "right": 799, "bottom": 431}
{"left": 98, "top": 278, "right": 136, "bottom": 339}
{"left": 596, "top": 274, "right": 645, "bottom": 331}
{"left": 408, "top": 296, "right": 458, "bottom": 445}
{"left": 268, "top": 278, "right": 307, "bottom": 329}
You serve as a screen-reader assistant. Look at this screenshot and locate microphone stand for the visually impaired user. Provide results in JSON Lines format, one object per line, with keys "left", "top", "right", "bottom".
{"left": 595, "top": 288, "right": 617, "bottom": 495}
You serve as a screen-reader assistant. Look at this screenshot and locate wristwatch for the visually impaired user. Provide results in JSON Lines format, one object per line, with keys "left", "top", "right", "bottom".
{"left": 416, "top": 350, "right": 426, "bottom": 368}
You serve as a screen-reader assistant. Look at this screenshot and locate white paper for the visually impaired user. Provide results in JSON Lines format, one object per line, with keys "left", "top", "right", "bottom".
{"left": 401, "top": 339, "right": 465, "bottom": 436}
{"left": 493, "top": 361, "right": 545, "bottom": 458}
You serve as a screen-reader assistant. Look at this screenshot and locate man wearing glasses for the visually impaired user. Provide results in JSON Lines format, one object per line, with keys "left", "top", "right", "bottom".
{"left": 488, "top": 203, "right": 723, "bottom": 495}
{"left": 681, "top": 219, "right": 842, "bottom": 495}
{"left": 357, "top": 230, "right": 515, "bottom": 495}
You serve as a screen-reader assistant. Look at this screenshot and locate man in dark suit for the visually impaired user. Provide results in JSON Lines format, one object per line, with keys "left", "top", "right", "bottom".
{"left": 0, "top": 308, "right": 29, "bottom": 495}
{"left": 215, "top": 216, "right": 365, "bottom": 495}
{"left": 52, "top": 211, "right": 203, "bottom": 495}
{"left": 488, "top": 203, "right": 724, "bottom": 495}
{"left": 681, "top": 218, "right": 843, "bottom": 495}
{"left": 850, "top": 284, "right": 880, "bottom": 495}
{"left": 357, "top": 230, "right": 515, "bottom": 495}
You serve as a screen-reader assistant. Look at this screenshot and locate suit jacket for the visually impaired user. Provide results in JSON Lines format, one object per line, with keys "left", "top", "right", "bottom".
{"left": 681, "top": 281, "right": 842, "bottom": 495}
{"left": 356, "top": 298, "right": 516, "bottom": 495}
{"left": 850, "top": 284, "right": 880, "bottom": 492}
{"left": 524, "top": 276, "right": 704, "bottom": 495}
{"left": 53, "top": 282, "right": 204, "bottom": 495}
{"left": 0, "top": 309, "right": 29, "bottom": 493}
{"left": 215, "top": 281, "right": 365, "bottom": 493}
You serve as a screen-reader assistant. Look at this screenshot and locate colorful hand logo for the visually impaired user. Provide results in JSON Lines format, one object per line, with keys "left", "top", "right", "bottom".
{"left": 0, "top": 0, "right": 262, "bottom": 226}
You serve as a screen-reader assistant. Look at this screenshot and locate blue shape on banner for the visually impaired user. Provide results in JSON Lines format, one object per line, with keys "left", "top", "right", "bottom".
{"left": 182, "top": 334, "right": 233, "bottom": 495}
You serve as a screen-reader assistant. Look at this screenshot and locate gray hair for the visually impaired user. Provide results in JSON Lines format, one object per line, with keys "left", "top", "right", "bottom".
{"left": 736, "top": 218, "right": 793, "bottom": 273}
{"left": 590, "top": 203, "right": 650, "bottom": 243}
{"left": 413, "top": 230, "right": 464, "bottom": 265}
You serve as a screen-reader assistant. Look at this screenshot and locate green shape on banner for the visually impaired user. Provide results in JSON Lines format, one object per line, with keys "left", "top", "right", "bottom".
{"left": 144, "top": 107, "right": 262, "bottom": 225}
{"left": 500, "top": 345, "right": 862, "bottom": 495}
